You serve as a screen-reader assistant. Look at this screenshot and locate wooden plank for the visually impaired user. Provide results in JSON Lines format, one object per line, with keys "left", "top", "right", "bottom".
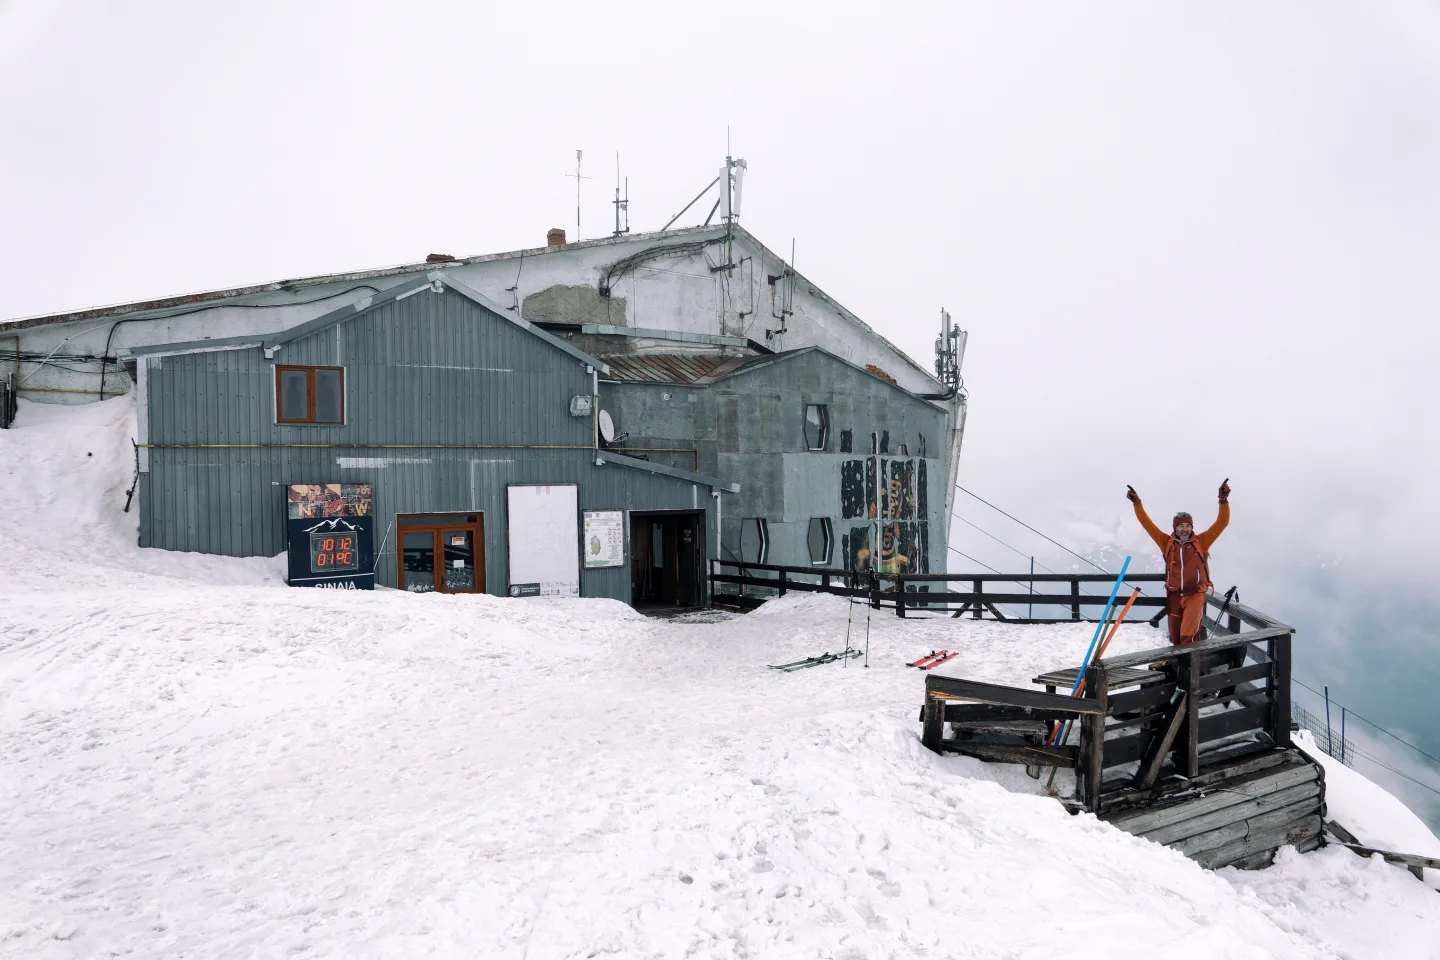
{"left": 1099, "top": 748, "right": 1297, "bottom": 814}
{"left": 1106, "top": 712, "right": 1172, "bottom": 734}
{"left": 1171, "top": 796, "right": 1326, "bottom": 858}
{"left": 940, "top": 740, "right": 1078, "bottom": 767}
{"left": 1328, "top": 841, "right": 1440, "bottom": 873}
{"left": 1107, "top": 759, "right": 1320, "bottom": 833}
{"left": 1108, "top": 681, "right": 1178, "bottom": 715}
{"left": 1033, "top": 666, "right": 1162, "bottom": 689}
{"left": 1271, "top": 632, "right": 1292, "bottom": 750}
{"left": 1197, "top": 662, "right": 1272, "bottom": 692}
{"left": 1181, "top": 651, "right": 1201, "bottom": 777}
{"left": 925, "top": 675, "right": 1105, "bottom": 714}
{"left": 1135, "top": 692, "right": 1189, "bottom": 789}
{"left": 1102, "top": 731, "right": 1147, "bottom": 768}
{"left": 1085, "top": 663, "right": 1108, "bottom": 811}
{"left": 900, "top": 591, "right": 1169, "bottom": 607}
{"left": 1198, "top": 704, "right": 1271, "bottom": 742}
{"left": 1099, "top": 627, "right": 1291, "bottom": 670}
{"left": 951, "top": 719, "right": 1049, "bottom": 739}
{"left": 1194, "top": 813, "right": 1324, "bottom": 870}
{"left": 886, "top": 572, "right": 1168, "bottom": 584}
{"left": 1196, "top": 739, "right": 1282, "bottom": 774}
{"left": 922, "top": 694, "right": 945, "bottom": 752}
{"left": 1139, "top": 781, "right": 1323, "bottom": 846}
{"left": 943, "top": 703, "right": 1079, "bottom": 724}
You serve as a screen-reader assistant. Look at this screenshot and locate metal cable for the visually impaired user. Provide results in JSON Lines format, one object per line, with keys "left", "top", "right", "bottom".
{"left": 1293, "top": 678, "right": 1440, "bottom": 768}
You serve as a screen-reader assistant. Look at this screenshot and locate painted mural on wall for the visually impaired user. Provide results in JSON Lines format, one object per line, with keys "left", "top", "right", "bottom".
{"left": 839, "top": 456, "right": 929, "bottom": 575}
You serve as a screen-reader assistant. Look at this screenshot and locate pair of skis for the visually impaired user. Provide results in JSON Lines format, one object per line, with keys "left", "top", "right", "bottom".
{"left": 908, "top": 649, "right": 957, "bottom": 671}
{"left": 769, "top": 650, "right": 864, "bottom": 672}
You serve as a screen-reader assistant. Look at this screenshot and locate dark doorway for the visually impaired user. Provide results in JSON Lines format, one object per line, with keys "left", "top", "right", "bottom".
{"left": 397, "top": 513, "right": 485, "bottom": 594}
{"left": 630, "top": 511, "right": 706, "bottom": 609}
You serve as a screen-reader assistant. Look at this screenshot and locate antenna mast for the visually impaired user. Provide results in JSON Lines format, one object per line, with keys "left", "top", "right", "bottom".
{"left": 613, "top": 152, "right": 630, "bottom": 237}
{"left": 567, "top": 149, "right": 591, "bottom": 241}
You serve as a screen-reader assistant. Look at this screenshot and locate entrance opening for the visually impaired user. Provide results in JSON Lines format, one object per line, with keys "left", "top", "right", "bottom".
{"left": 397, "top": 513, "right": 485, "bottom": 594}
{"left": 630, "top": 510, "right": 705, "bottom": 610}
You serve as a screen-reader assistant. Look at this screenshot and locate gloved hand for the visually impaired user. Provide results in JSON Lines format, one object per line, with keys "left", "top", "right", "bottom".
{"left": 1126, "top": 485, "right": 1140, "bottom": 504}
{"left": 1218, "top": 479, "right": 1231, "bottom": 501}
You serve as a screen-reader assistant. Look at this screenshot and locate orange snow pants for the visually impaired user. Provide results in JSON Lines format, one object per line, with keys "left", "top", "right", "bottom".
{"left": 1167, "top": 590, "right": 1207, "bottom": 645}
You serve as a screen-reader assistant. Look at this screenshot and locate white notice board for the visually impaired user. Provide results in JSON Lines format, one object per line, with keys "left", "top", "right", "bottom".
{"left": 583, "top": 510, "right": 625, "bottom": 568}
{"left": 506, "top": 484, "right": 580, "bottom": 597}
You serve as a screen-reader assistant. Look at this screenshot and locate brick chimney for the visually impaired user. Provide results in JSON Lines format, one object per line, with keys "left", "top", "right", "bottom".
{"left": 547, "top": 228, "right": 566, "bottom": 247}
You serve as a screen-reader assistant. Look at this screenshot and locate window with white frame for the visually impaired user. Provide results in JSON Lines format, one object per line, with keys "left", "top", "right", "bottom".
{"left": 803, "top": 404, "right": 829, "bottom": 451}
{"left": 807, "top": 517, "right": 833, "bottom": 565}
{"left": 741, "top": 518, "right": 769, "bottom": 564}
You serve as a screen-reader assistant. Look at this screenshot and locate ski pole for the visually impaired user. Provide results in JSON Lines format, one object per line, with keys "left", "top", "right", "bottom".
{"left": 1046, "top": 589, "right": 1139, "bottom": 744}
{"left": 1042, "top": 558, "right": 1130, "bottom": 792}
{"left": 1207, "top": 585, "right": 1237, "bottom": 638}
{"left": 844, "top": 572, "right": 856, "bottom": 668}
{"left": 858, "top": 569, "right": 869, "bottom": 667}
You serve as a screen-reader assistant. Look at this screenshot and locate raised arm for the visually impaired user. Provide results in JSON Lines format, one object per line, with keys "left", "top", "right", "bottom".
{"left": 1198, "top": 488, "right": 1230, "bottom": 551}
{"left": 1129, "top": 496, "right": 1170, "bottom": 552}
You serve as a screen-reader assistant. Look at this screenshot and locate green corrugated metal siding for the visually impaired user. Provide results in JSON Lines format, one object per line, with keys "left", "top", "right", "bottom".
{"left": 139, "top": 288, "right": 719, "bottom": 601}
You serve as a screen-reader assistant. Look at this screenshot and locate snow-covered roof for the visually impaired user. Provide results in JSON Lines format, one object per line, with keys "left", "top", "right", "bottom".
{"left": 129, "top": 271, "right": 612, "bottom": 375}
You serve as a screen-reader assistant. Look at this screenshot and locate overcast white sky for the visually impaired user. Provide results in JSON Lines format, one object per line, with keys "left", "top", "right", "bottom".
{"left": 2, "top": 0, "right": 1438, "bottom": 578}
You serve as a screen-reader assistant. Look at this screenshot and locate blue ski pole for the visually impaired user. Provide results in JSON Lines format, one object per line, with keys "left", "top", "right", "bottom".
{"left": 1044, "top": 557, "right": 1132, "bottom": 790}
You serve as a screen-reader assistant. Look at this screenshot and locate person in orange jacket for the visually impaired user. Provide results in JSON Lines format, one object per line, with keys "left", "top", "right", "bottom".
{"left": 1127, "top": 480, "right": 1230, "bottom": 645}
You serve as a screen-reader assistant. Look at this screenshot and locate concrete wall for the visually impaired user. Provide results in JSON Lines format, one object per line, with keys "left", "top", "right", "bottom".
{"left": 600, "top": 349, "right": 948, "bottom": 575}
{"left": 5, "top": 225, "right": 944, "bottom": 401}
{"left": 138, "top": 285, "right": 721, "bottom": 601}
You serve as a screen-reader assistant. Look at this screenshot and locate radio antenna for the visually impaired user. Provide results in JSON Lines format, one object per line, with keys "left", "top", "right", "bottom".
{"left": 566, "top": 149, "right": 591, "bottom": 241}
{"left": 613, "top": 152, "right": 630, "bottom": 237}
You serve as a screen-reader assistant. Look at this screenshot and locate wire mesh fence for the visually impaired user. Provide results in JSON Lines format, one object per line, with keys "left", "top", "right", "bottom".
{"left": 1293, "top": 702, "right": 1354, "bottom": 766}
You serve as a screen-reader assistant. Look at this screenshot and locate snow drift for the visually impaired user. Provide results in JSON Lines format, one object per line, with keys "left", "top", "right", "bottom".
{"left": 1, "top": 399, "right": 1437, "bottom": 958}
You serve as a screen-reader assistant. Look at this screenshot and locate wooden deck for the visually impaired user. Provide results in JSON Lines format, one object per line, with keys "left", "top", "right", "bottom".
{"left": 921, "top": 620, "right": 1322, "bottom": 871}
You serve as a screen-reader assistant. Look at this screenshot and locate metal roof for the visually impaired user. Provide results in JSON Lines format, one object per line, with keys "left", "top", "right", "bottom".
{"left": 130, "top": 272, "right": 609, "bottom": 374}
{"left": 596, "top": 450, "right": 739, "bottom": 494}
{"left": 599, "top": 354, "right": 748, "bottom": 385}
{"left": 1, "top": 224, "right": 727, "bottom": 331}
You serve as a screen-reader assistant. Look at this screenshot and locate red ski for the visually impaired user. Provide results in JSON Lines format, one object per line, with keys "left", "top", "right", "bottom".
{"left": 908, "top": 650, "right": 949, "bottom": 669}
{"left": 917, "top": 651, "right": 958, "bottom": 671}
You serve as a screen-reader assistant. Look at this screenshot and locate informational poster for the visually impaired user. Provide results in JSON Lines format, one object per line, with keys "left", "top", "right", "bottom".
{"left": 583, "top": 510, "right": 625, "bottom": 568}
{"left": 505, "top": 484, "right": 580, "bottom": 598}
{"left": 285, "top": 483, "right": 375, "bottom": 590}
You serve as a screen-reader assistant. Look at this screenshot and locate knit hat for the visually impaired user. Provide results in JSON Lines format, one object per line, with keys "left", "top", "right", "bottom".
{"left": 1173, "top": 511, "right": 1193, "bottom": 528}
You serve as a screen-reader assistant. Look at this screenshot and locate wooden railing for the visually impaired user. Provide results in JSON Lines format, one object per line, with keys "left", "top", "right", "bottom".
{"left": 710, "top": 559, "right": 1173, "bottom": 623}
{"left": 921, "top": 615, "right": 1295, "bottom": 815}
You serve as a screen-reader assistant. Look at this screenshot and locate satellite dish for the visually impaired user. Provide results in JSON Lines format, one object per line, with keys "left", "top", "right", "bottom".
{"left": 598, "top": 410, "right": 616, "bottom": 444}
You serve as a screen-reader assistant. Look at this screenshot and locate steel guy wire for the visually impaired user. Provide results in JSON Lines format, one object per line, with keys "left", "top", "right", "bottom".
{"left": 1293, "top": 677, "right": 1440, "bottom": 768}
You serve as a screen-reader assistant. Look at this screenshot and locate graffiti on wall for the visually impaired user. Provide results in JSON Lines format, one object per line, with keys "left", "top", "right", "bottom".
{"left": 838, "top": 453, "right": 929, "bottom": 575}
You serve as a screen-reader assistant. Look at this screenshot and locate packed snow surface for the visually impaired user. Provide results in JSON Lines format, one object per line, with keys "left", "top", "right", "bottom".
{"left": 2, "top": 398, "right": 1439, "bottom": 959}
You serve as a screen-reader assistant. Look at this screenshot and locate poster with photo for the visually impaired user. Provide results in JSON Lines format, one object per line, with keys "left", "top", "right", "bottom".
{"left": 287, "top": 483, "right": 373, "bottom": 520}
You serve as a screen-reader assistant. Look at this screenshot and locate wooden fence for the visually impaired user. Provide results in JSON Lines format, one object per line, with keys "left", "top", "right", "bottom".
{"left": 710, "top": 559, "right": 1170, "bottom": 623}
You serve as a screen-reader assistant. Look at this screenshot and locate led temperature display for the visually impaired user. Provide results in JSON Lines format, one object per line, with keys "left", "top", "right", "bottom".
{"left": 309, "top": 532, "right": 358, "bottom": 572}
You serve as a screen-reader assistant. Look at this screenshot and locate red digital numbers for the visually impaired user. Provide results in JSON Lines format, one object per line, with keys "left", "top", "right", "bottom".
{"left": 310, "top": 532, "right": 359, "bottom": 573}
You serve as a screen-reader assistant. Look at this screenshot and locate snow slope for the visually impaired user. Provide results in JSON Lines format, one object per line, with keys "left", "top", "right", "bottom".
{"left": 2, "top": 401, "right": 1438, "bottom": 959}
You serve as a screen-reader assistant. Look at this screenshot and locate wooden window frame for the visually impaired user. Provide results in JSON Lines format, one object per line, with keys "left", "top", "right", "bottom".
{"left": 275, "top": 365, "right": 346, "bottom": 425}
{"left": 396, "top": 513, "right": 485, "bottom": 594}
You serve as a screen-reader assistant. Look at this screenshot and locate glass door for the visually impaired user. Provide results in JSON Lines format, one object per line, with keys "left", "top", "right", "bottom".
{"left": 397, "top": 514, "right": 485, "bottom": 594}
{"left": 440, "top": 528, "right": 476, "bottom": 592}
{"left": 401, "top": 530, "right": 437, "bottom": 593}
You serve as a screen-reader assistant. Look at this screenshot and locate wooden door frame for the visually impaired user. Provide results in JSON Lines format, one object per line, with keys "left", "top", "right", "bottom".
{"left": 396, "top": 513, "right": 486, "bottom": 594}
